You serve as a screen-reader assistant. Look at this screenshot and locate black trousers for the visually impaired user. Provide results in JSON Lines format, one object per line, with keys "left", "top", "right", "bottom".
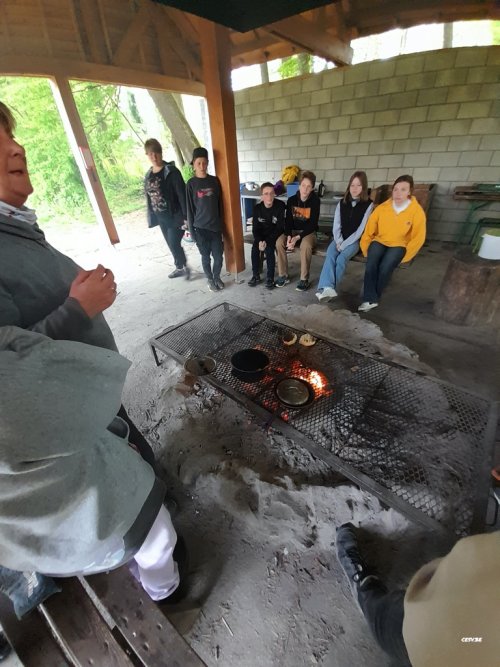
{"left": 117, "top": 405, "right": 156, "bottom": 470}
{"left": 194, "top": 228, "right": 224, "bottom": 280}
{"left": 158, "top": 222, "right": 187, "bottom": 270}
{"left": 251, "top": 240, "right": 276, "bottom": 280}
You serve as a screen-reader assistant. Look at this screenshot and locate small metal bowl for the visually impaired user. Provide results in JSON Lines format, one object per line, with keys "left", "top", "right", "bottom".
{"left": 184, "top": 356, "right": 216, "bottom": 376}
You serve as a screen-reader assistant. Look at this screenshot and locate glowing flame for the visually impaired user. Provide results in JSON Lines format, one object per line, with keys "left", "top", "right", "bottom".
{"left": 308, "top": 370, "right": 325, "bottom": 391}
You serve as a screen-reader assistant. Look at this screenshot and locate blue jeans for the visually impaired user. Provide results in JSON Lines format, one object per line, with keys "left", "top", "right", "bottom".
{"left": 318, "top": 240, "right": 359, "bottom": 290}
{"left": 195, "top": 228, "right": 224, "bottom": 280}
{"left": 251, "top": 240, "right": 276, "bottom": 281}
{"left": 0, "top": 566, "right": 60, "bottom": 619}
{"left": 358, "top": 580, "right": 411, "bottom": 665}
{"left": 363, "top": 241, "right": 405, "bottom": 303}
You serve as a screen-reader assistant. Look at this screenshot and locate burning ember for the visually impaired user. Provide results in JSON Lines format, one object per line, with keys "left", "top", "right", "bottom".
{"left": 306, "top": 370, "right": 325, "bottom": 391}
{"left": 288, "top": 360, "right": 331, "bottom": 398}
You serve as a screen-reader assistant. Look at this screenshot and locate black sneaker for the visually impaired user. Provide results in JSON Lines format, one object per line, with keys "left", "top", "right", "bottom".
{"left": 275, "top": 275, "right": 290, "bottom": 288}
{"left": 168, "top": 268, "right": 185, "bottom": 278}
{"left": 184, "top": 265, "right": 191, "bottom": 281}
{"left": 0, "top": 632, "right": 11, "bottom": 662}
{"left": 207, "top": 279, "right": 217, "bottom": 292}
{"left": 248, "top": 275, "right": 261, "bottom": 287}
{"left": 336, "top": 523, "right": 381, "bottom": 603}
{"left": 214, "top": 277, "right": 224, "bottom": 290}
{"left": 296, "top": 279, "right": 310, "bottom": 291}
{"left": 265, "top": 278, "right": 275, "bottom": 290}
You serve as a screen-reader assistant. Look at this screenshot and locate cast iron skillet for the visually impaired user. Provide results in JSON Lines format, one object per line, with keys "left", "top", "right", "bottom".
{"left": 231, "top": 348, "right": 270, "bottom": 383}
{"left": 275, "top": 377, "right": 315, "bottom": 408}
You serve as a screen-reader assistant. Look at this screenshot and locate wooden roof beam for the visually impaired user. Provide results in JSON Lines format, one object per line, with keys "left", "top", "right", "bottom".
{"left": 349, "top": 0, "right": 498, "bottom": 33}
{"left": 231, "top": 32, "right": 278, "bottom": 58}
{"left": 232, "top": 41, "right": 300, "bottom": 69}
{"left": 112, "top": 0, "right": 151, "bottom": 67}
{"left": 153, "top": 5, "right": 202, "bottom": 80}
{"left": 0, "top": 53, "right": 205, "bottom": 95}
{"left": 74, "top": 0, "right": 110, "bottom": 64}
{"left": 263, "top": 14, "right": 353, "bottom": 65}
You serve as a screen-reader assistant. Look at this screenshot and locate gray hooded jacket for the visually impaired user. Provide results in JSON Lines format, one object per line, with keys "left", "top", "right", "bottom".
{"left": 0, "top": 327, "right": 160, "bottom": 575}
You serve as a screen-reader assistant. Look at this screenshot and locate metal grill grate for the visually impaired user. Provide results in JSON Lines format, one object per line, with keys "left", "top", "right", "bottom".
{"left": 150, "top": 303, "right": 497, "bottom": 535}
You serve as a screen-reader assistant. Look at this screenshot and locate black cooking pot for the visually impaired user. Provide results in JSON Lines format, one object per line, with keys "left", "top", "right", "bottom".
{"left": 231, "top": 348, "right": 269, "bottom": 383}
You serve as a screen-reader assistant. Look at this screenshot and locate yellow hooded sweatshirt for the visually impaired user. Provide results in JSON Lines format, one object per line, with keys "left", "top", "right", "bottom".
{"left": 360, "top": 196, "right": 426, "bottom": 263}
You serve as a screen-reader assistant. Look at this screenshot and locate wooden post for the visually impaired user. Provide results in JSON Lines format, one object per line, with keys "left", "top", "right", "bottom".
{"left": 49, "top": 76, "right": 119, "bottom": 244}
{"left": 196, "top": 18, "right": 245, "bottom": 274}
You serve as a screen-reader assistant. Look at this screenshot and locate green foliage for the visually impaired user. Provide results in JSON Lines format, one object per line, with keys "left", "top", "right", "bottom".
{"left": 70, "top": 82, "right": 144, "bottom": 218}
{"left": 0, "top": 77, "right": 146, "bottom": 224}
{"left": 492, "top": 21, "right": 500, "bottom": 45}
{"left": 180, "top": 163, "right": 194, "bottom": 182}
{"left": 0, "top": 76, "right": 92, "bottom": 221}
{"left": 278, "top": 54, "right": 313, "bottom": 79}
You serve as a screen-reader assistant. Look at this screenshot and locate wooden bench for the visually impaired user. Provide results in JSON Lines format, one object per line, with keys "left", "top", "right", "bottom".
{"left": 0, "top": 568, "right": 205, "bottom": 666}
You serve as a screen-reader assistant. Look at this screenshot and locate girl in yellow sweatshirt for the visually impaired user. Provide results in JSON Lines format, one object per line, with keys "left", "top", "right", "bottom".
{"left": 358, "top": 174, "right": 426, "bottom": 312}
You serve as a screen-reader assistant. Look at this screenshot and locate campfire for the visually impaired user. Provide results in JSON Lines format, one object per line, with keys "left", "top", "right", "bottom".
{"left": 150, "top": 302, "right": 496, "bottom": 536}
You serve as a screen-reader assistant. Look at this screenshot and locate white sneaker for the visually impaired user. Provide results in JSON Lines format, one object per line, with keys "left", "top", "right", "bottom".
{"left": 358, "top": 301, "right": 378, "bottom": 312}
{"left": 316, "top": 286, "right": 337, "bottom": 302}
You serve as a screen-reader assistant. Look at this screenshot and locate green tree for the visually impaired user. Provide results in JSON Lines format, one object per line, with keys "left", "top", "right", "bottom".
{"left": 278, "top": 53, "right": 313, "bottom": 79}
{"left": 492, "top": 21, "right": 500, "bottom": 45}
{"left": 0, "top": 76, "right": 91, "bottom": 220}
{"left": 0, "top": 77, "right": 149, "bottom": 222}
{"left": 70, "top": 82, "right": 144, "bottom": 216}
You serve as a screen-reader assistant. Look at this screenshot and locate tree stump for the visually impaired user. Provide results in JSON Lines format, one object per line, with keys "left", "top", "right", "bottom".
{"left": 434, "top": 248, "right": 500, "bottom": 326}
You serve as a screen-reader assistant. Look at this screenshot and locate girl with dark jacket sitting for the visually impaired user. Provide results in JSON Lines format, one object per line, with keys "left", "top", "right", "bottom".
{"left": 316, "top": 171, "right": 373, "bottom": 302}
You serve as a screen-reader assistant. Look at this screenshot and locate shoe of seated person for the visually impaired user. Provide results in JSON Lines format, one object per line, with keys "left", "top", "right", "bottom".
{"left": 358, "top": 301, "right": 378, "bottom": 312}
{"left": 316, "top": 286, "right": 337, "bottom": 302}
{"left": 296, "top": 279, "right": 310, "bottom": 292}
{"left": 0, "top": 632, "right": 12, "bottom": 662}
{"left": 265, "top": 278, "right": 275, "bottom": 290}
{"left": 159, "top": 536, "right": 189, "bottom": 606}
{"left": 214, "top": 277, "right": 224, "bottom": 290}
{"left": 275, "top": 275, "right": 290, "bottom": 288}
{"left": 248, "top": 275, "right": 261, "bottom": 287}
{"left": 207, "top": 279, "right": 218, "bottom": 292}
{"left": 335, "top": 523, "right": 382, "bottom": 607}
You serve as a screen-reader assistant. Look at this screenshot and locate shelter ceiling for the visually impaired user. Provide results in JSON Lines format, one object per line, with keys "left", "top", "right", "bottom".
{"left": 0, "top": 0, "right": 498, "bottom": 92}
{"left": 228, "top": 0, "right": 499, "bottom": 67}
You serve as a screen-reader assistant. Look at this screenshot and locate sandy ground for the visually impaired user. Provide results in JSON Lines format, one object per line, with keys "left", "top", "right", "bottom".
{"left": 5, "top": 211, "right": 491, "bottom": 667}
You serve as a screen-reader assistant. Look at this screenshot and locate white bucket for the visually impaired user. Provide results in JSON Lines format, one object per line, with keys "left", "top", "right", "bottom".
{"left": 478, "top": 233, "right": 500, "bottom": 260}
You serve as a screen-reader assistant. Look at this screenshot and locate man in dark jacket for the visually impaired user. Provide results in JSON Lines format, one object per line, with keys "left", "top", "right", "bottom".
{"left": 248, "top": 182, "right": 285, "bottom": 290}
{"left": 144, "top": 138, "right": 190, "bottom": 279}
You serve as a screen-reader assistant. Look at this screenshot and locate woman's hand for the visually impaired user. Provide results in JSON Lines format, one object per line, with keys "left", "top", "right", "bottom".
{"left": 258, "top": 240, "right": 267, "bottom": 251}
{"left": 287, "top": 235, "right": 300, "bottom": 250}
{"left": 69, "top": 265, "right": 117, "bottom": 318}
